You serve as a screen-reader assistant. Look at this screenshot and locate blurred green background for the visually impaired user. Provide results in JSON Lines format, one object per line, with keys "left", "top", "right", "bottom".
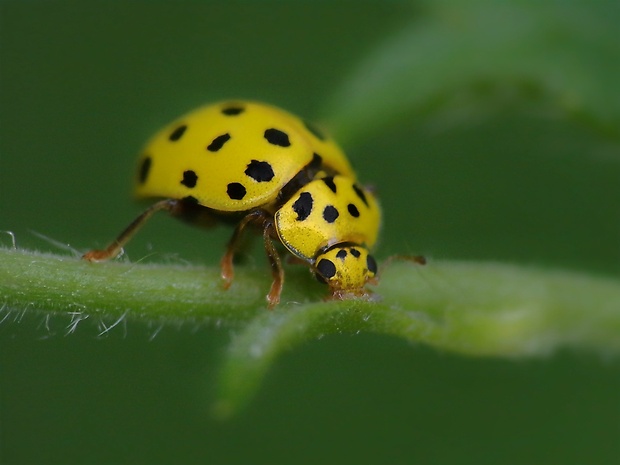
{"left": 1, "top": 1, "right": 619, "bottom": 464}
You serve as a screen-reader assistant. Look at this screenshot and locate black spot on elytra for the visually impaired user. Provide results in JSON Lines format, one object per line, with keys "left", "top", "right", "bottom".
{"left": 221, "top": 106, "right": 244, "bottom": 116}
{"left": 264, "top": 128, "right": 290, "bottom": 147}
{"left": 348, "top": 203, "right": 360, "bottom": 217}
{"left": 322, "top": 205, "right": 339, "bottom": 223}
{"left": 227, "top": 182, "right": 246, "bottom": 200}
{"left": 303, "top": 120, "right": 326, "bottom": 141}
{"left": 181, "top": 170, "right": 198, "bottom": 188}
{"left": 207, "top": 133, "right": 231, "bottom": 152}
{"left": 352, "top": 184, "right": 369, "bottom": 207}
{"left": 350, "top": 248, "right": 361, "bottom": 258}
{"left": 336, "top": 249, "right": 347, "bottom": 260}
{"left": 138, "top": 157, "right": 151, "bottom": 184}
{"left": 367, "top": 254, "right": 378, "bottom": 274}
{"left": 322, "top": 176, "right": 337, "bottom": 193}
{"left": 245, "top": 160, "right": 275, "bottom": 182}
{"left": 292, "top": 192, "right": 313, "bottom": 221}
{"left": 317, "top": 258, "right": 336, "bottom": 280}
{"left": 169, "top": 125, "right": 187, "bottom": 141}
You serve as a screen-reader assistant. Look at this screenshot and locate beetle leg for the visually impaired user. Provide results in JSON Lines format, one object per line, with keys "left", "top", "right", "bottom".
{"left": 220, "top": 209, "right": 268, "bottom": 290}
{"left": 262, "top": 221, "right": 283, "bottom": 309}
{"left": 83, "top": 199, "right": 179, "bottom": 262}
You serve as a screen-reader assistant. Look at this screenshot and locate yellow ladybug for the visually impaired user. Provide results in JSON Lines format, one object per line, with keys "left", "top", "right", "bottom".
{"left": 83, "top": 101, "right": 381, "bottom": 307}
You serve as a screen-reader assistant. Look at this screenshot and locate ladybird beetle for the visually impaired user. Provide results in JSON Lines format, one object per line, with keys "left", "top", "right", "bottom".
{"left": 83, "top": 101, "right": 380, "bottom": 307}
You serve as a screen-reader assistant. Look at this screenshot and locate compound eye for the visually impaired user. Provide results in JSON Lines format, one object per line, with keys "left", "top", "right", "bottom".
{"left": 366, "top": 254, "right": 378, "bottom": 276}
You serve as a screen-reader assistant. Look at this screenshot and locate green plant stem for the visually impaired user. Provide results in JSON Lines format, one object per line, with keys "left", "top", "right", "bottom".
{"left": 2, "top": 247, "right": 619, "bottom": 414}
{"left": 0, "top": 247, "right": 269, "bottom": 323}
{"left": 215, "top": 261, "right": 620, "bottom": 414}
